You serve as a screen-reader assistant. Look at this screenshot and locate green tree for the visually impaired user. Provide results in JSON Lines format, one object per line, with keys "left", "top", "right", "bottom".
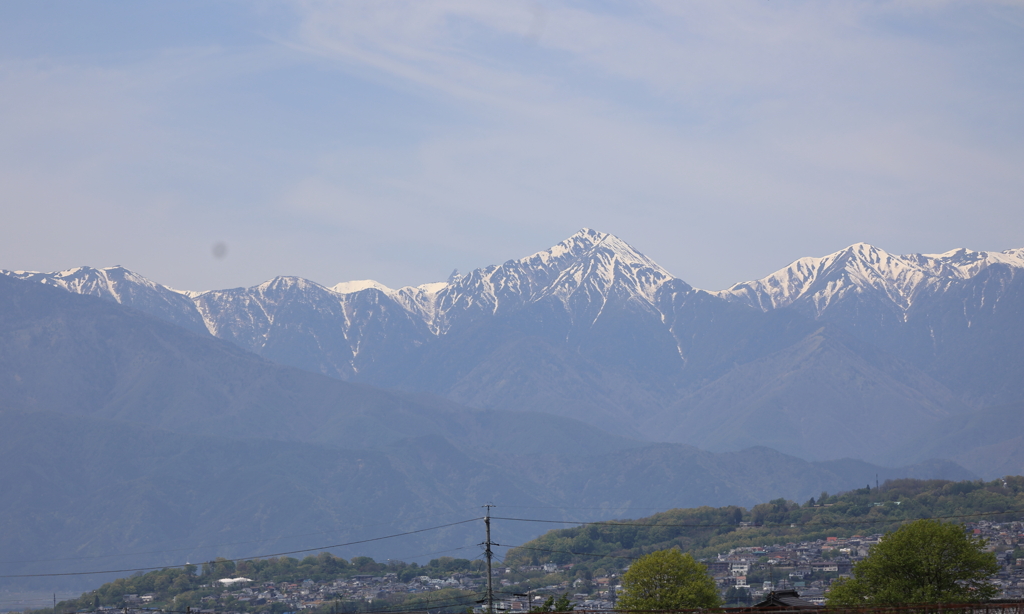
{"left": 617, "top": 549, "right": 721, "bottom": 610}
{"left": 724, "top": 586, "right": 751, "bottom": 606}
{"left": 553, "top": 593, "right": 574, "bottom": 612}
{"left": 532, "top": 593, "right": 574, "bottom": 612}
{"left": 827, "top": 519, "right": 999, "bottom": 605}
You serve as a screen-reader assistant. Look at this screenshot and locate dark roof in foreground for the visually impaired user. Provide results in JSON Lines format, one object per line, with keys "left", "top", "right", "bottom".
{"left": 751, "top": 589, "right": 819, "bottom": 610}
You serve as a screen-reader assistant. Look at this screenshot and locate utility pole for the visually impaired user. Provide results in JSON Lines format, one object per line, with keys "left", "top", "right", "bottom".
{"left": 483, "top": 504, "right": 495, "bottom": 614}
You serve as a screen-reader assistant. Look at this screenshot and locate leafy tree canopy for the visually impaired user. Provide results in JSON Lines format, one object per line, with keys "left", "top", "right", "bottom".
{"left": 532, "top": 593, "right": 575, "bottom": 612}
{"left": 827, "top": 519, "right": 999, "bottom": 605}
{"left": 616, "top": 549, "right": 721, "bottom": 610}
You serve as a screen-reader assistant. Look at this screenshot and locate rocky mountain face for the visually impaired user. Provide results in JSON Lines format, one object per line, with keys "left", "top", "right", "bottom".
{"left": 714, "top": 243, "right": 1024, "bottom": 408}
{"left": 6, "top": 230, "right": 1024, "bottom": 469}
{"left": 2, "top": 275, "right": 974, "bottom": 593}
{"left": 7, "top": 265, "right": 210, "bottom": 335}
{"left": 717, "top": 242, "right": 1024, "bottom": 315}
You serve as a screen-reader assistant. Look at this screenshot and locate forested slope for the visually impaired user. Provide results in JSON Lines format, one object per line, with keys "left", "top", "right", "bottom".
{"left": 33, "top": 479, "right": 1024, "bottom": 614}
{"left": 504, "top": 477, "right": 1024, "bottom": 573}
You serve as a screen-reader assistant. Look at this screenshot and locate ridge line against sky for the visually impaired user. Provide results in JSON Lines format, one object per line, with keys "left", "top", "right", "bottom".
{"left": 1, "top": 1, "right": 1022, "bottom": 292}
{"left": 10, "top": 233, "right": 1024, "bottom": 296}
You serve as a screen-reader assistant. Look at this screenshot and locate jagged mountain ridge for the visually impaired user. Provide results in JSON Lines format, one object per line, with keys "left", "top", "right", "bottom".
{"left": 5, "top": 265, "right": 209, "bottom": 335}
{"left": 4, "top": 229, "right": 684, "bottom": 377}
{"left": 5, "top": 230, "right": 1024, "bottom": 465}
{"left": 715, "top": 242, "right": 1024, "bottom": 316}
{"left": 192, "top": 276, "right": 434, "bottom": 379}
{"left": 0, "top": 275, "right": 978, "bottom": 594}
{"left": 8, "top": 231, "right": 1021, "bottom": 351}
{"left": 433, "top": 229, "right": 672, "bottom": 331}
{"left": 711, "top": 242, "right": 1024, "bottom": 409}
{"left": 337, "top": 228, "right": 673, "bottom": 335}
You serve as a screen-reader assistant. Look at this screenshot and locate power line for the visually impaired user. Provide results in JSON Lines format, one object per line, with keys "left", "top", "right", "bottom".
{"left": 0, "top": 598, "right": 78, "bottom": 605}
{"left": 491, "top": 508, "right": 1024, "bottom": 529}
{"left": 0, "top": 515, "right": 465, "bottom": 566}
{"left": 24, "top": 508, "right": 1024, "bottom": 596}
{"left": 0, "top": 518, "right": 482, "bottom": 579}
{"left": 387, "top": 545, "right": 476, "bottom": 562}
{"left": 493, "top": 505, "right": 685, "bottom": 511}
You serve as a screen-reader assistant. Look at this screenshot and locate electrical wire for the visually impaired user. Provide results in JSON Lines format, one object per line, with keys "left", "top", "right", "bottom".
{"left": 23, "top": 507, "right": 1024, "bottom": 602}
{"left": 491, "top": 508, "right": 1024, "bottom": 530}
{"left": 0, "top": 518, "right": 483, "bottom": 579}
{"left": 493, "top": 505, "right": 685, "bottom": 511}
{"left": 0, "top": 514, "right": 467, "bottom": 566}
{"left": 492, "top": 510, "right": 1024, "bottom": 565}
{"left": 0, "top": 598, "right": 79, "bottom": 605}
{"left": 386, "top": 546, "right": 476, "bottom": 562}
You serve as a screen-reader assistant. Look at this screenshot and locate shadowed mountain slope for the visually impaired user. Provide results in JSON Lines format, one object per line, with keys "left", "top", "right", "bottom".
{"left": 6, "top": 231, "right": 1024, "bottom": 470}
{"left": 0, "top": 274, "right": 975, "bottom": 594}
{"left": 646, "top": 326, "right": 969, "bottom": 464}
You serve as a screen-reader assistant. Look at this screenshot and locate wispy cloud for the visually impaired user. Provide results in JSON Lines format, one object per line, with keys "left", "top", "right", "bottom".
{"left": 276, "top": 1, "right": 1024, "bottom": 284}
{"left": 1, "top": 1, "right": 1022, "bottom": 290}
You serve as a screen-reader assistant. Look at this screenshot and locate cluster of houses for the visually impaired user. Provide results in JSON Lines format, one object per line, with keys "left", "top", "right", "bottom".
{"left": 708, "top": 519, "right": 1024, "bottom": 605}
{"left": 971, "top": 520, "right": 1024, "bottom": 599}
{"left": 89, "top": 519, "right": 1024, "bottom": 614}
{"left": 113, "top": 573, "right": 483, "bottom": 614}
{"left": 707, "top": 535, "right": 877, "bottom": 605}
{"left": 493, "top": 565, "right": 618, "bottom": 612}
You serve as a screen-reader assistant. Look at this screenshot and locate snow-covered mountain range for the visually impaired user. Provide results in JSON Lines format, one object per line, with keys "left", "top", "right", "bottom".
{"left": 715, "top": 241, "right": 1024, "bottom": 316}
{"left": 6, "top": 229, "right": 1024, "bottom": 470}
{"left": 8, "top": 264, "right": 209, "bottom": 335}
{"left": 0, "top": 260, "right": 980, "bottom": 593}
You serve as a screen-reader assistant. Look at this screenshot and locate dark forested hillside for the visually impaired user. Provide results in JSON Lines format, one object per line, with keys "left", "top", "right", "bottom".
{"left": 32, "top": 478, "right": 1024, "bottom": 614}
{"left": 504, "top": 477, "right": 1024, "bottom": 572}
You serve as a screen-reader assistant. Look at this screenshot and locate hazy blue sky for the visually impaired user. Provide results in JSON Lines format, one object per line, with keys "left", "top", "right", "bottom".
{"left": 2, "top": 1, "right": 1022, "bottom": 291}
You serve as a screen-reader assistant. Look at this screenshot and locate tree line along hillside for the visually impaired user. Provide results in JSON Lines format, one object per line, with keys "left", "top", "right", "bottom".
{"left": 36, "top": 477, "right": 1024, "bottom": 614}
{"left": 503, "top": 477, "right": 1024, "bottom": 576}
{"left": 42, "top": 555, "right": 487, "bottom": 614}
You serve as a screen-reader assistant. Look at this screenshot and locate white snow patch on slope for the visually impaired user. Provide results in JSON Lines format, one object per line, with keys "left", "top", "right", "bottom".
{"left": 330, "top": 279, "right": 448, "bottom": 326}
{"left": 715, "top": 243, "right": 1024, "bottom": 316}
{"left": 422, "top": 228, "right": 674, "bottom": 333}
{"left": 3, "top": 265, "right": 200, "bottom": 304}
{"left": 331, "top": 279, "right": 395, "bottom": 295}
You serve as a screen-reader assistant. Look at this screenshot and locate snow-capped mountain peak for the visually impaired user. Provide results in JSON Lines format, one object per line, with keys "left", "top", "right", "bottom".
{"left": 518, "top": 228, "right": 667, "bottom": 275}
{"left": 713, "top": 242, "right": 916, "bottom": 313}
{"left": 5, "top": 265, "right": 166, "bottom": 303}
{"left": 331, "top": 279, "right": 395, "bottom": 295}
{"left": 1, "top": 265, "right": 211, "bottom": 335}
{"left": 717, "top": 242, "right": 1024, "bottom": 317}
{"left": 907, "top": 247, "right": 1024, "bottom": 280}
{"left": 254, "top": 275, "right": 317, "bottom": 293}
{"left": 425, "top": 229, "right": 674, "bottom": 333}
{"left": 536, "top": 230, "right": 672, "bottom": 305}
